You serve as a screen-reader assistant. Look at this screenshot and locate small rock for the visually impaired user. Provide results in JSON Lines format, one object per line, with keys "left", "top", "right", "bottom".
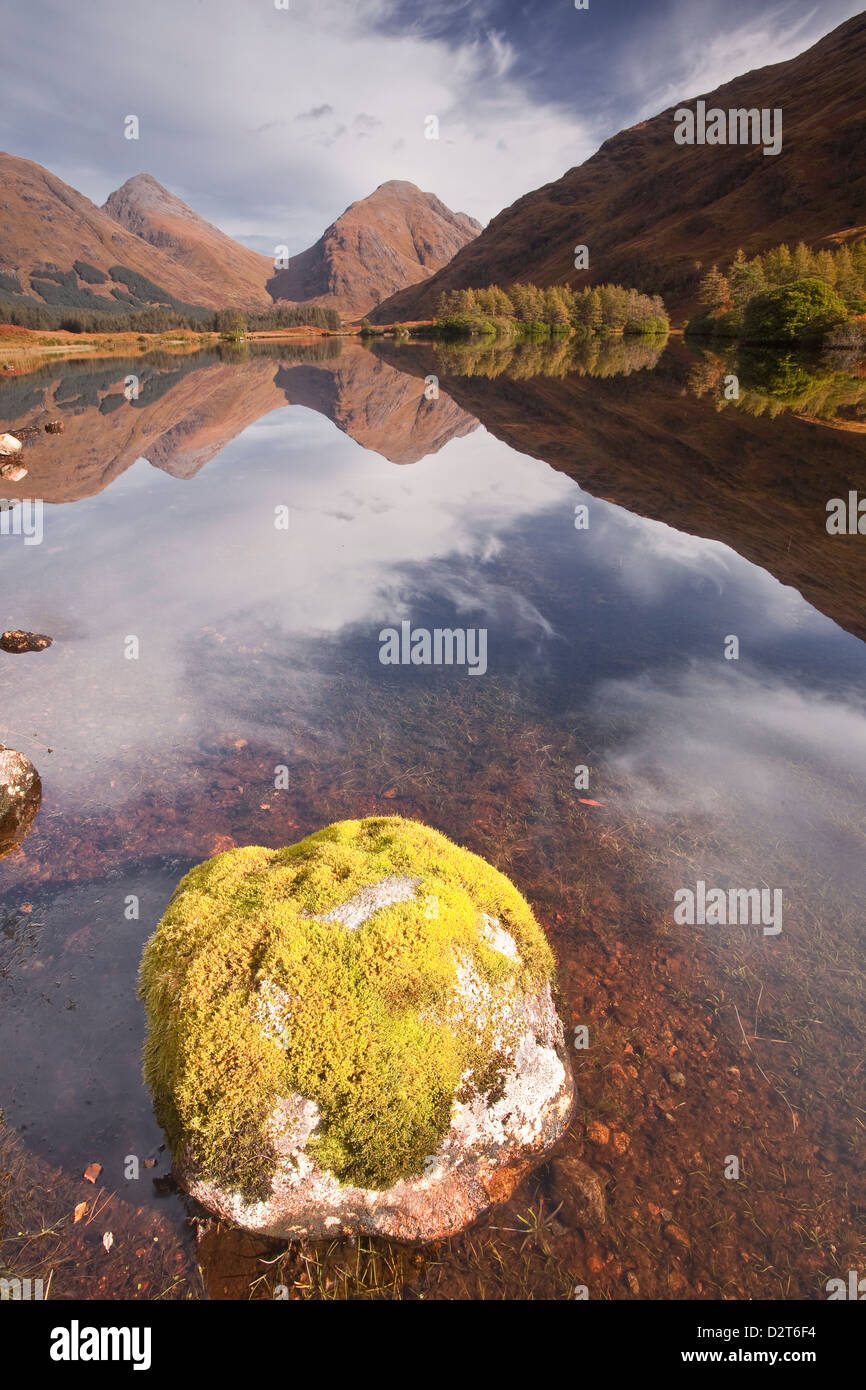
{"left": 1, "top": 630, "right": 52, "bottom": 654}
{"left": 659, "top": 1207, "right": 673, "bottom": 1222}
{"left": 44, "top": 420, "right": 64, "bottom": 434}
{"left": 586, "top": 1120, "right": 610, "bottom": 1147}
{"left": 625, "top": 1270, "right": 640, "bottom": 1295}
{"left": 611, "top": 1130, "right": 630, "bottom": 1155}
{"left": 0, "top": 746, "right": 42, "bottom": 856}
{"left": 664, "top": 1222, "right": 691, "bottom": 1250}
{"left": 83, "top": 1162, "right": 102, "bottom": 1184}
{"left": 547, "top": 1155, "right": 606, "bottom": 1228}
{"left": 668, "top": 1070, "right": 686, "bottom": 1089}
{"left": 0, "top": 463, "right": 27, "bottom": 481}
{"left": 0, "top": 432, "right": 22, "bottom": 456}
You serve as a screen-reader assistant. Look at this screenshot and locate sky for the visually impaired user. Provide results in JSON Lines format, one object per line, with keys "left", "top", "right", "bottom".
{"left": 1, "top": 0, "right": 862, "bottom": 255}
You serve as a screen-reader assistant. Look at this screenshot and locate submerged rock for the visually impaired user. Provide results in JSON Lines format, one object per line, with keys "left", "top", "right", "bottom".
{"left": 547, "top": 1155, "right": 607, "bottom": 1229}
{"left": 0, "top": 746, "right": 42, "bottom": 856}
{"left": 0, "top": 631, "right": 52, "bottom": 654}
{"left": 139, "top": 816, "right": 575, "bottom": 1242}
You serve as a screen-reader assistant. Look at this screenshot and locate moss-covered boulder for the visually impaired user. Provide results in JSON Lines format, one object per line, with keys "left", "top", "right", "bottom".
{"left": 139, "top": 816, "right": 574, "bottom": 1241}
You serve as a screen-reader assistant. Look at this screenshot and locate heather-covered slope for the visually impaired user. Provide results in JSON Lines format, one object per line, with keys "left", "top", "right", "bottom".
{"left": 371, "top": 12, "right": 866, "bottom": 323}
{"left": 268, "top": 180, "right": 480, "bottom": 319}
{"left": 0, "top": 154, "right": 228, "bottom": 311}
{"left": 103, "top": 174, "right": 274, "bottom": 310}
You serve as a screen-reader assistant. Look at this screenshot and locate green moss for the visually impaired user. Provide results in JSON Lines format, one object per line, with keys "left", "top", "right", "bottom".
{"left": 139, "top": 817, "right": 554, "bottom": 1199}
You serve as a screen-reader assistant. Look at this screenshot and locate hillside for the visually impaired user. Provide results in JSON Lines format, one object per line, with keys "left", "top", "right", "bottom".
{"left": 370, "top": 12, "right": 866, "bottom": 323}
{"left": 0, "top": 154, "right": 229, "bottom": 312}
{"left": 103, "top": 174, "right": 274, "bottom": 310}
{"left": 268, "top": 180, "right": 481, "bottom": 319}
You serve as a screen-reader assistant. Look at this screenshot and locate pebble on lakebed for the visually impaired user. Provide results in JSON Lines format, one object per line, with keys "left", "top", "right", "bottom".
{"left": 0, "top": 746, "right": 42, "bottom": 857}
{"left": 139, "top": 816, "right": 575, "bottom": 1242}
{"left": 0, "top": 630, "right": 53, "bottom": 654}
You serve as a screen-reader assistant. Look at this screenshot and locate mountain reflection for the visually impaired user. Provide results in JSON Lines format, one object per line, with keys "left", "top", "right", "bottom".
{"left": 2, "top": 335, "right": 865, "bottom": 643}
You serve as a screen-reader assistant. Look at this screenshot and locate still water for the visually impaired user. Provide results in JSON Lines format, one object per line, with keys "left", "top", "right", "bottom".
{"left": 1, "top": 337, "right": 864, "bottom": 1299}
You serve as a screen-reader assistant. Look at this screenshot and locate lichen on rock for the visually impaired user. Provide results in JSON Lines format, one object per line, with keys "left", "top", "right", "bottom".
{"left": 139, "top": 816, "right": 574, "bottom": 1240}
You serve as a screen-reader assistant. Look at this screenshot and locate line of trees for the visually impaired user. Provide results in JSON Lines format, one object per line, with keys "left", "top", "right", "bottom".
{"left": 697, "top": 241, "right": 866, "bottom": 313}
{"left": 433, "top": 282, "right": 669, "bottom": 337}
{"left": 0, "top": 260, "right": 342, "bottom": 335}
{"left": 572, "top": 284, "right": 669, "bottom": 333}
{"left": 0, "top": 298, "right": 342, "bottom": 336}
{"left": 690, "top": 240, "right": 866, "bottom": 345}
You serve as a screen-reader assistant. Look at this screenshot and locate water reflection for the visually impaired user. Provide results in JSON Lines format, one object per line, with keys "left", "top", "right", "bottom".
{"left": 686, "top": 342, "right": 866, "bottom": 425}
{"left": 429, "top": 332, "right": 667, "bottom": 380}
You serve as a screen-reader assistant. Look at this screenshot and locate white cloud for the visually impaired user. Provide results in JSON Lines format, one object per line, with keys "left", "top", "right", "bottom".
{"left": 627, "top": 1, "right": 851, "bottom": 118}
{"left": 597, "top": 664, "right": 866, "bottom": 872}
{"left": 0, "top": 0, "right": 593, "bottom": 248}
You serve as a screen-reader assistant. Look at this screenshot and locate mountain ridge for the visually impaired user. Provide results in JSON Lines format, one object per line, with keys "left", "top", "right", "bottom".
{"left": 369, "top": 12, "right": 866, "bottom": 323}
{"left": 0, "top": 156, "right": 481, "bottom": 322}
{"left": 0, "top": 153, "right": 228, "bottom": 310}
{"left": 267, "top": 179, "right": 481, "bottom": 319}
{"left": 102, "top": 173, "right": 274, "bottom": 309}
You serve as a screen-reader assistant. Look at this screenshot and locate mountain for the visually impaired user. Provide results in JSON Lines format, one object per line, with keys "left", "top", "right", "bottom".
{"left": 0, "top": 157, "right": 480, "bottom": 322}
{"left": 370, "top": 12, "right": 866, "bottom": 323}
{"left": 103, "top": 174, "right": 273, "bottom": 309}
{"left": 267, "top": 180, "right": 481, "bottom": 319}
{"left": 0, "top": 153, "right": 230, "bottom": 311}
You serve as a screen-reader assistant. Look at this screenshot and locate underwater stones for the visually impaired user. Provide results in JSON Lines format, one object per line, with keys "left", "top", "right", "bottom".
{"left": 0, "top": 433, "right": 23, "bottom": 456}
{"left": 547, "top": 1155, "right": 606, "bottom": 1229}
{"left": 139, "top": 816, "right": 575, "bottom": 1242}
{"left": 0, "top": 630, "right": 52, "bottom": 653}
{"left": 0, "top": 746, "right": 42, "bottom": 856}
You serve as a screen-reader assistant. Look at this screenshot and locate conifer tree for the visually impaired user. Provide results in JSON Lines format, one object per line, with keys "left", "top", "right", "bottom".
{"left": 697, "top": 265, "right": 731, "bottom": 310}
